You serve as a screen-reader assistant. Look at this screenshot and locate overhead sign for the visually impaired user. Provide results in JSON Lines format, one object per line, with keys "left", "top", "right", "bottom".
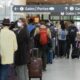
{"left": 13, "top": 5, "right": 80, "bottom": 15}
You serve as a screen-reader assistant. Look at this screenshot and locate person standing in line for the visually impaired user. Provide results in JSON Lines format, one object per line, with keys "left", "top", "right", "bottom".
{"left": 58, "top": 21, "right": 68, "bottom": 57}
{"left": 66, "top": 20, "right": 78, "bottom": 59}
{"left": 14, "top": 18, "right": 31, "bottom": 80}
{"left": 0, "top": 18, "right": 18, "bottom": 80}
{"left": 34, "top": 21, "right": 51, "bottom": 71}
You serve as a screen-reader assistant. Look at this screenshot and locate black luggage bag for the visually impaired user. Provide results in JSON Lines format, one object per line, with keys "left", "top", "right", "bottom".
{"left": 71, "top": 48, "right": 79, "bottom": 59}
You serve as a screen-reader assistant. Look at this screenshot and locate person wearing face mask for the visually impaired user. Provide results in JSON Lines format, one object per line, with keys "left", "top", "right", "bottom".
{"left": 14, "top": 18, "right": 31, "bottom": 80}
{"left": 17, "top": 21, "right": 23, "bottom": 28}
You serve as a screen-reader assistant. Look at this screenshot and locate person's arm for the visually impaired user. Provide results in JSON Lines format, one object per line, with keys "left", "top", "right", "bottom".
{"left": 47, "top": 28, "right": 52, "bottom": 39}
{"left": 24, "top": 27, "right": 32, "bottom": 51}
{"left": 76, "top": 27, "right": 78, "bottom": 32}
{"left": 67, "top": 27, "right": 70, "bottom": 36}
{"left": 57, "top": 29, "right": 60, "bottom": 39}
{"left": 25, "top": 27, "right": 31, "bottom": 65}
{"left": 13, "top": 33, "right": 18, "bottom": 52}
{"left": 0, "top": 31, "right": 1, "bottom": 64}
{"left": 66, "top": 30, "right": 68, "bottom": 35}
{"left": 34, "top": 28, "right": 39, "bottom": 37}
{"left": 0, "top": 31, "right": 1, "bottom": 55}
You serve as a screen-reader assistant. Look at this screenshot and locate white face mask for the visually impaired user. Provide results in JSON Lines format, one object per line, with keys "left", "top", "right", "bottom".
{"left": 47, "top": 23, "right": 51, "bottom": 26}
{"left": 17, "top": 22, "right": 23, "bottom": 27}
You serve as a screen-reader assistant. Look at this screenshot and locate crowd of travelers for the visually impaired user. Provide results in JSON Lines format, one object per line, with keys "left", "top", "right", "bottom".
{"left": 0, "top": 16, "right": 80, "bottom": 80}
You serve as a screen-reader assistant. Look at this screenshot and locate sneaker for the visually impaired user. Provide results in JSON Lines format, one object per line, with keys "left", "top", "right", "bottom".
{"left": 67, "top": 56, "right": 69, "bottom": 59}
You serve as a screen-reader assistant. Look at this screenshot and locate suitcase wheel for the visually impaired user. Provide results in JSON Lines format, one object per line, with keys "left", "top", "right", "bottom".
{"left": 29, "top": 77, "right": 42, "bottom": 80}
{"left": 40, "top": 77, "right": 42, "bottom": 80}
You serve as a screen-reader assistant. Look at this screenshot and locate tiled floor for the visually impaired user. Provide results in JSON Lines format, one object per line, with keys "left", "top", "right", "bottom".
{"left": 32, "top": 58, "right": 80, "bottom": 80}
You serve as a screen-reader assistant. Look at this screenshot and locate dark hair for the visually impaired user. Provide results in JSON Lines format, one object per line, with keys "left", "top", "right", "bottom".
{"left": 60, "top": 20, "right": 66, "bottom": 30}
{"left": 45, "top": 20, "right": 49, "bottom": 23}
{"left": 28, "top": 18, "right": 34, "bottom": 24}
{"left": 9, "top": 21, "right": 17, "bottom": 30}
{"left": 60, "top": 20, "right": 64, "bottom": 25}
{"left": 40, "top": 20, "right": 45, "bottom": 25}
{"left": 2, "top": 18, "right": 10, "bottom": 26}
{"left": 70, "top": 20, "right": 74, "bottom": 24}
{"left": 61, "top": 25, "right": 65, "bottom": 30}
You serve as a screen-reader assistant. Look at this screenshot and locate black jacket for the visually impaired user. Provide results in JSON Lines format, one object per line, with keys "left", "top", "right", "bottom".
{"left": 14, "top": 27, "right": 31, "bottom": 66}
{"left": 67, "top": 25, "right": 78, "bottom": 41}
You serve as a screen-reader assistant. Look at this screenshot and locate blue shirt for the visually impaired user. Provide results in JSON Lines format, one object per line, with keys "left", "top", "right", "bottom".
{"left": 27, "top": 24, "right": 35, "bottom": 33}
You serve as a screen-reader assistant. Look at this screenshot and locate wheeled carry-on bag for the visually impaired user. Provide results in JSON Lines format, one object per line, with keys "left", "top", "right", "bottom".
{"left": 71, "top": 42, "right": 80, "bottom": 59}
{"left": 71, "top": 48, "right": 79, "bottom": 59}
{"left": 28, "top": 48, "right": 42, "bottom": 80}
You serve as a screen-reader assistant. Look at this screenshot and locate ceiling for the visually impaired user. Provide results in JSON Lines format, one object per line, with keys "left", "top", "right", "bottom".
{"left": 27, "top": 0, "right": 80, "bottom": 4}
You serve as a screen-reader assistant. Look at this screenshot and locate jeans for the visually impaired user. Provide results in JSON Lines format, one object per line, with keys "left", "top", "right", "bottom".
{"left": 66, "top": 40, "right": 76, "bottom": 58}
{"left": 0, "top": 64, "right": 9, "bottom": 80}
{"left": 39, "top": 45, "right": 48, "bottom": 70}
{"left": 0, "top": 64, "right": 2, "bottom": 80}
{"left": 47, "top": 50, "right": 53, "bottom": 64}
{"left": 58, "top": 40, "right": 66, "bottom": 57}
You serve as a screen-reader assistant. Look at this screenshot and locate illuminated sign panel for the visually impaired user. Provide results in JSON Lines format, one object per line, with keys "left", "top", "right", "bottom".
{"left": 13, "top": 5, "right": 80, "bottom": 15}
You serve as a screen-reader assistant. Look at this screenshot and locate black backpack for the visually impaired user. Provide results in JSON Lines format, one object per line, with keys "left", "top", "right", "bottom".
{"left": 68, "top": 26, "right": 77, "bottom": 39}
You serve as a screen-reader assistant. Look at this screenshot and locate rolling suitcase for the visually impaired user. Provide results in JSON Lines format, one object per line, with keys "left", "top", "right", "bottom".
{"left": 55, "top": 34, "right": 59, "bottom": 57}
{"left": 71, "top": 41, "right": 80, "bottom": 59}
{"left": 28, "top": 48, "right": 42, "bottom": 80}
{"left": 71, "top": 48, "right": 79, "bottom": 59}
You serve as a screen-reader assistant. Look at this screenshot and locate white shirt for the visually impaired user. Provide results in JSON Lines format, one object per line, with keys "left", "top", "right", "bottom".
{"left": 58, "top": 29, "right": 68, "bottom": 40}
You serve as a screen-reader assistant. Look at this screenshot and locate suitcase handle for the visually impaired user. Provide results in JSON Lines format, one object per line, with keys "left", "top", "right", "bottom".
{"left": 31, "top": 48, "right": 39, "bottom": 58}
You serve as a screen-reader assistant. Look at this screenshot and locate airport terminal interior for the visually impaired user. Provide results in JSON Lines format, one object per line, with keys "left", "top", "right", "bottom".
{"left": 1, "top": 0, "right": 80, "bottom": 80}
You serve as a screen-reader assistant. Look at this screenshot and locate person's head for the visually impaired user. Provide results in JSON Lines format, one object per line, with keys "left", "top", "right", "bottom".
{"left": 28, "top": 18, "right": 34, "bottom": 24}
{"left": 2, "top": 18, "right": 11, "bottom": 27}
{"left": 60, "top": 20, "right": 64, "bottom": 25}
{"left": 17, "top": 18, "right": 27, "bottom": 29}
{"left": 40, "top": 24, "right": 46, "bottom": 28}
{"left": 70, "top": 20, "right": 74, "bottom": 24}
{"left": 36, "top": 23, "right": 41, "bottom": 28}
{"left": 9, "top": 22, "right": 15, "bottom": 30}
{"left": 40, "top": 20, "right": 45, "bottom": 25}
{"left": 60, "top": 20, "right": 65, "bottom": 30}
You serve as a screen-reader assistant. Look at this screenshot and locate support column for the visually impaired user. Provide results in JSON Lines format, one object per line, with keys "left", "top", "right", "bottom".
{"left": 13, "top": 0, "right": 27, "bottom": 20}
